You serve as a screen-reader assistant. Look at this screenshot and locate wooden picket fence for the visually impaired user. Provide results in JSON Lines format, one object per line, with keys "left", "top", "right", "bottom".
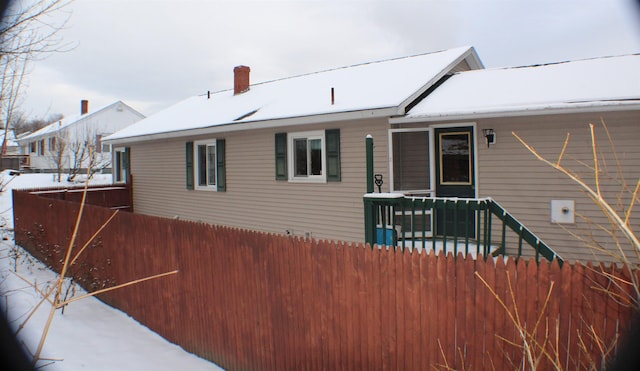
{"left": 12, "top": 189, "right": 637, "bottom": 370}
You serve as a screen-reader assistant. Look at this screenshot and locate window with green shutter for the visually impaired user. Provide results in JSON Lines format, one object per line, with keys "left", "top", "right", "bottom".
{"left": 278, "top": 129, "right": 340, "bottom": 183}
{"left": 186, "top": 139, "right": 226, "bottom": 191}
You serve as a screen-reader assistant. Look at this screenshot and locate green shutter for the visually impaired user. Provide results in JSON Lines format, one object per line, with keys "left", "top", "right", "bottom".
{"left": 325, "top": 129, "right": 341, "bottom": 181}
{"left": 275, "top": 133, "right": 287, "bottom": 180}
{"left": 186, "top": 141, "right": 194, "bottom": 190}
{"left": 216, "top": 139, "right": 226, "bottom": 192}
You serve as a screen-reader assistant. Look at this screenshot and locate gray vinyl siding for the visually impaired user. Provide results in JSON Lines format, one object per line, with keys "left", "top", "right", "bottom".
{"left": 474, "top": 110, "right": 640, "bottom": 263}
{"left": 450, "top": 59, "right": 472, "bottom": 73}
{"left": 129, "top": 117, "right": 390, "bottom": 243}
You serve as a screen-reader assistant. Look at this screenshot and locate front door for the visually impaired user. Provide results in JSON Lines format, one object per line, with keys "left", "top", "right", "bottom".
{"left": 434, "top": 126, "right": 476, "bottom": 237}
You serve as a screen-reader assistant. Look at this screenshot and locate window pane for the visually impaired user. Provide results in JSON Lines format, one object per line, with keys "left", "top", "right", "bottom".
{"left": 309, "top": 139, "right": 322, "bottom": 175}
{"left": 197, "top": 145, "right": 207, "bottom": 186}
{"left": 115, "top": 152, "right": 122, "bottom": 182}
{"left": 294, "top": 138, "right": 307, "bottom": 176}
{"left": 392, "top": 131, "right": 430, "bottom": 191}
{"left": 207, "top": 145, "right": 216, "bottom": 186}
{"left": 440, "top": 133, "right": 470, "bottom": 183}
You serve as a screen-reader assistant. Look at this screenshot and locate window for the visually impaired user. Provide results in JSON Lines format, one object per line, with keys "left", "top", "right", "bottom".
{"left": 48, "top": 137, "right": 56, "bottom": 151}
{"left": 114, "top": 147, "right": 129, "bottom": 183}
{"left": 275, "top": 129, "right": 340, "bottom": 182}
{"left": 29, "top": 142, "right": 36, "bottom": 153}
{"left": 439, "top": 132, "right": 471, "bottom": 185}
{"left": 185, "top": 139, "right": 226, "bottom": 192}
{"left": 37, "top": 139, "right": 45, "bottom": 156}
{"left": 290, "top": 131, "right": 324, "bottom": 181}
{"left": 196, "top": 140, "right": 217, "bottom": 189}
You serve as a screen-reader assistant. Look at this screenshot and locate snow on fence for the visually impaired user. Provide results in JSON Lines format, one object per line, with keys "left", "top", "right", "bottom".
{"left": 12, "top": 189, "right": 636, "bottom": 370}
{"left": 21, "top": 183, "right": 132, "bottom": 211}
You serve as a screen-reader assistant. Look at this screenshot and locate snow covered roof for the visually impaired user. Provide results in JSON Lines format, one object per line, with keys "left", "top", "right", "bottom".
{"left": 398, "top": 53, "right": 640, "bottom": 122}
{"left": 105, "top": 46, "right": 482, "bottom": 143}
{"left": 17, "top": 101, "right": 141, "bottom": 143}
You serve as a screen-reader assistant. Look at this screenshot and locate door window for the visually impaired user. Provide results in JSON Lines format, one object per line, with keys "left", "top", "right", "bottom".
{"left": 439, "top": 132, "right": 471, "bottom": 185}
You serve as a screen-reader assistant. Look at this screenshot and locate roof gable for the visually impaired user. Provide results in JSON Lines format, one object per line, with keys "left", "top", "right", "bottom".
{"left": 106, "top": 46, "right": 482, "bottom": 143}
{"left": 400, "top": 53, "right": 640, "bottom": 121}
{"left": 17, "top": 101, "right": 144, "bottom": 143}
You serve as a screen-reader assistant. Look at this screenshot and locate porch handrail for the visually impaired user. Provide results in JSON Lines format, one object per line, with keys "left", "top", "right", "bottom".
{"left": 364, "top": 193, "right": 563, "bottom": 264}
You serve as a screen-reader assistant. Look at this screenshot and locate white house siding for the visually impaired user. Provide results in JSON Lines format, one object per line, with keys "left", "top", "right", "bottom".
{"left": 473, "top": 110, "right": 640, "bottom": 263}
{"left": 129, "top": 117, "right": 390, "bottom": 243}
{"left": 21, "top": 102, "right": 144, "bottom": 172}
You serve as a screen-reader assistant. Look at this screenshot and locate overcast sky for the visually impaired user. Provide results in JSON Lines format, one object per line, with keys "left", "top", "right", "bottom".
{"left": 16, "top": 0, "right": 640, "bottom": 120}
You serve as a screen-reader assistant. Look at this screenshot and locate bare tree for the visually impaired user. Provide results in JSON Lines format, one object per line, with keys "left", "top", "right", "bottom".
{"left": 46, "top": 126, "right": 67, "bottom": 182}
{"left": 66, "top": 126, "right": 104, "bottom": 182}
{"left": 0, "top": 0, "right": 73, "bottom": 155}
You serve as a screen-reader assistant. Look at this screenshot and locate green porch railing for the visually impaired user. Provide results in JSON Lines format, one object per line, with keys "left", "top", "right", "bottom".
{"left": 363, "top": 193, "right": 563, "bottom": 264}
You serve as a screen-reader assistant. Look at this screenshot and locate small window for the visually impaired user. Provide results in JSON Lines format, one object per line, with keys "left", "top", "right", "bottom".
{"left": 48, "top": 137, "right": 56, "bottom": 151}
{"left": 37, "top": 140, "right": 45, "bottom": 156}
{"left": 275, "top": 129, "right": 340, "bottom": 182}
{"left": 189, "top": 139, "right": 225, "bottom": 192}
{"left": 196, "top": 140, "right": 217, "bottom": 189}
{"left": 288, "top": 131, "right": 325, "bottom": 182}
{"left": 114, "top": 147, "right": 129, "bottom": 183}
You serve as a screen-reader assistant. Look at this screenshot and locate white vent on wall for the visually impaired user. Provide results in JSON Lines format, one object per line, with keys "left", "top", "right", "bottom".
{"left": 550, "top": 200, "right": 575, "bottom": 224}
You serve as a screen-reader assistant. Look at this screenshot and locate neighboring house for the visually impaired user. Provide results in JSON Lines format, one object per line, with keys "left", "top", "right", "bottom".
{"left": 16, "top": 100, "right": 145, "bottom": 174}
{"left": 0, "top": 130, "right": 28, "bottom": 171}
{"left": 104, "top": 47, "right": 640, "bottom": 263}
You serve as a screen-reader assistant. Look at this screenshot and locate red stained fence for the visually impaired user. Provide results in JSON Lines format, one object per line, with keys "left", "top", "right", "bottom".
{"left": 12, "top": 189, "right": 637, "bottom": 370}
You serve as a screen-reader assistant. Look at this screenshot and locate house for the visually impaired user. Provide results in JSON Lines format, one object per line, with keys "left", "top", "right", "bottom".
{"left": 391, "top": 53, "right": 640, "bottom": 263}
{"left": 104, "top": 47, "right": 640, "bottom": 263}
{"left": 16, "top": 100, "right": 145, "bottom": 174}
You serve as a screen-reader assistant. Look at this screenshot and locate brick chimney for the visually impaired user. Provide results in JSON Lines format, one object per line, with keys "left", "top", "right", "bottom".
{"left": 81, "top": 99, "right": 89, "bottom": 115}
{"left": 233, "top": 66, "right": 250, "bottom": 95}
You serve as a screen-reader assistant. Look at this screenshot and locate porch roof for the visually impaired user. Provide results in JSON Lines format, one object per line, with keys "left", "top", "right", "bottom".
{"left": 396, "top": 53, "right": 640, "bottom": 122}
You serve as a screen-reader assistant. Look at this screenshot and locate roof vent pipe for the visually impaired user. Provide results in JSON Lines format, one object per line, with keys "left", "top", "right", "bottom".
{"left": 233, "top": 65, "right": 250, "bottom": 95}
{"left": 331, "top": 87, "right": 335, "bottom": 105}
{"left": 81, "top": 99, "right": 89, "bottom": 115}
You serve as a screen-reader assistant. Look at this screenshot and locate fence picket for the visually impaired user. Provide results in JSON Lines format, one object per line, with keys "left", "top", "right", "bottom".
{"left": 10, "top": 189, "right": 635, "bottom": 370}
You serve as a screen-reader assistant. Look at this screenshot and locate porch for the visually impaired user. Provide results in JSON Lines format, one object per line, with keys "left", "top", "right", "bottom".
{"left": 365, "top": 134, "right": 563, "bottom": 264}
{"left": 363, "top": 193, "right": 563, "bottom": 263}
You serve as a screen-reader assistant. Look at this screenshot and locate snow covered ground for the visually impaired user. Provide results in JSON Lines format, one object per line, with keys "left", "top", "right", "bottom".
{"left": 0, "top": 171, "right": 223, "bottom": 370}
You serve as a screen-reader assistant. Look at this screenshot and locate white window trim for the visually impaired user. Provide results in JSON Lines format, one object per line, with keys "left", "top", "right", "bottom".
{"left": 194, "top": 139, "right": 218, "bottom": 191}
{"left": 113, "top": 147, "right": 127, "bottom": 184}
{"left": 288, "top": 130, "right": 326, "bottom": 183}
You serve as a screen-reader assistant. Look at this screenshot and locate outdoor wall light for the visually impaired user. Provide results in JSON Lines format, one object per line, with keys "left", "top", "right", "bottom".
{"left": 483, "top": 128, "right": 496, "bottom": 148}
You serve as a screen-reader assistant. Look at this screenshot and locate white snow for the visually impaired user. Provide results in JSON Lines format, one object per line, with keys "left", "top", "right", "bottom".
{"left": 0, "top": 171, "right": 223, "bottom": 370}
{"left": 105, "top": 46, "right": 479, "bottom": 142}
{"left": 402, "top": 53, "right": 640, "bottom": 120}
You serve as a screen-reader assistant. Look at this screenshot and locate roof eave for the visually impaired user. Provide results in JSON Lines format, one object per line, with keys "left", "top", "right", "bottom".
{"left": 105, "top": 107, "right": 398, "bottom": 145}
{"left": 391, "top": 101, "right": 640, "bottom": 124}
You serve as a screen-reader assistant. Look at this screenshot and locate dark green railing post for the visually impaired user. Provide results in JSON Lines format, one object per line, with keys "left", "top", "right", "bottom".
{"left": 364, "top": 197, "right": 375, "bottom": 246}
{"left": 364, "top": 135, "right": 375, "bottom": 246}
{"left": 366, "top": 135, "right": 374, "bottom": 194}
